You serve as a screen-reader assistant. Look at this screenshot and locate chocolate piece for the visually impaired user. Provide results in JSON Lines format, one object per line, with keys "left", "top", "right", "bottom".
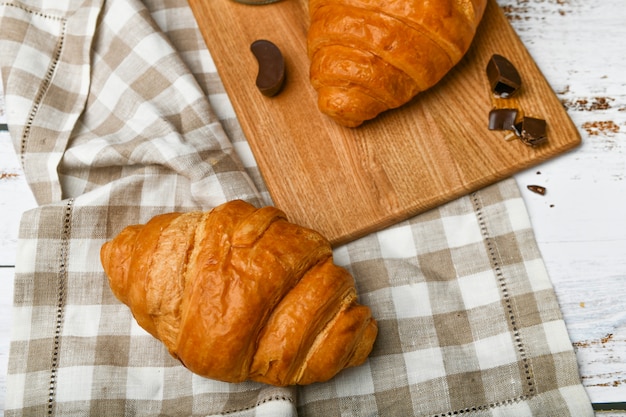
{"left": 527, "top": 185, "right": 546, "bottom": 195}
{"left": 488, "top": 108, "right": 518, "bottom": 130}
{"left": 250, "top": 39, "right": 285, "bottom": 97}
{"left": 486, "top": 54, "right": 522, "bottom": 97}
{"left": 513, "top": 117, "right": 548, "bottom": 146}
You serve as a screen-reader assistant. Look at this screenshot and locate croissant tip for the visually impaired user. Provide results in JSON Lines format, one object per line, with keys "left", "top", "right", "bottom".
{"left": 314, "top": 84, "right": 392, "bottom": 128}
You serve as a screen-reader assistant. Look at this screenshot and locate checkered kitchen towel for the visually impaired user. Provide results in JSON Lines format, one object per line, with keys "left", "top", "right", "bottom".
{"left": 1, "top": 0, "right": 593, "bottom": 416}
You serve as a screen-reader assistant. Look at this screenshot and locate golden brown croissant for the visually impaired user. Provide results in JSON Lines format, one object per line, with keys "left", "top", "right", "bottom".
{"left": 100, "top": 200, "right": 377, "bottom": 386}
{"left": 307, "top": 0, "right": 488, "bottom": 127}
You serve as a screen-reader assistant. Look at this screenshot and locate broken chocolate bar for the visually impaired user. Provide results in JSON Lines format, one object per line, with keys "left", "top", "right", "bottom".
{"left": 513, "top": 117, "right": 548, "bottom": 146}
{"left": 486, "top": 54, "right": 522, "bottom": 98}
{"left": 489, "top": 108, "right": 518, "bottom": 130}
{"left": 250, "top": 39, "right": 286, "bottom": 97}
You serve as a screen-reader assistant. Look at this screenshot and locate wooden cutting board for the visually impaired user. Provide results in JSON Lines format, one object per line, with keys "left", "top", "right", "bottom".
{"left": 188, "top": 0, "right": 581, "bottom": 246}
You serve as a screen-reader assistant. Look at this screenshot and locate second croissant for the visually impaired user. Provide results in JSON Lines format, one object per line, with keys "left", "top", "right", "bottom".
{"left": 307, "top": 0, "right": 488, "bottom": 127}
{"left": 100, "top": 200, "right": 377, "bottom": 386}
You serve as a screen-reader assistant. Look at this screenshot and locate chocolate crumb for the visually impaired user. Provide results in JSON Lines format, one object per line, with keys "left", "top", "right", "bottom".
{"left": 527, "top": 185, "right": 546, "bottom": 195}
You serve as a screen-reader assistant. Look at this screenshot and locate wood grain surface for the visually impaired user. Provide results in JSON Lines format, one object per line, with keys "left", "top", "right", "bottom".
{"left": 1, "top": 0, "right": 625, "bottom": 414}
{"left": 188, "top": 0, "right": 581, "bottom": 245}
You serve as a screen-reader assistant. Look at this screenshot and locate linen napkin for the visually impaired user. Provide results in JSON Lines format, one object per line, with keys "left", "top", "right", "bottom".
{"left": 0, "top": 0, "right": 594, "bottom": 416}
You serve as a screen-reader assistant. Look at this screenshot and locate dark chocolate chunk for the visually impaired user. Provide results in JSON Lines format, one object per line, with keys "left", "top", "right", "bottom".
{"left": 486, "top": 54, "right": 522, "bottom": 98}
{"left": 250, "top": 39, "right": 285, "bottom": 97}
{"left": 527, "top": 185, "right": 547, "bottom": 195}
{"left": 488, "top": 108, "right": 518, "bottom": 130}
{"left": 513, "top": 117, "right": 548, "bottom": 146}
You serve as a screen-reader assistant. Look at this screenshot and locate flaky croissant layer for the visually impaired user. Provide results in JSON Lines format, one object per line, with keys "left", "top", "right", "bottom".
{"left": 307, "top": 0, "right": 488, "bottom": 127}
{"left": 100, "top": 200, "right": 377, "bottom": 386}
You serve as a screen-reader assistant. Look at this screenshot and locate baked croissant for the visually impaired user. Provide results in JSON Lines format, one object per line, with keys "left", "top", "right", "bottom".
{"left": 100, "top": 199, "right": 377, "bottom": 386}
{"left": 307, "top": 0, "right": 488, "bottom": 127}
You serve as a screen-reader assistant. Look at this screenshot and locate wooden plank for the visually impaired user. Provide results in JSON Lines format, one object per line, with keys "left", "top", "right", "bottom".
{"left": 188, "top": 0, "right": 580, "bottom": 245}
{"left": 503, "top": 0, "right": 626, "bottom": 404}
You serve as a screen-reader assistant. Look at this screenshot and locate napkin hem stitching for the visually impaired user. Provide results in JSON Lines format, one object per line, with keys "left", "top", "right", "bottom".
{"left": 48, "top": 198, "right": 73, "bottom": 415}
{"left": 426, "top": 191, "right": 541, "bottom": 416}
{"left": 4, "top": 3, "right": 67, "bottom": 170}
{"left": 471, "top": 191, "right": 535, "bottom": 395}
{"left": 216, "top": 393, "right": 294, "bottom": 415}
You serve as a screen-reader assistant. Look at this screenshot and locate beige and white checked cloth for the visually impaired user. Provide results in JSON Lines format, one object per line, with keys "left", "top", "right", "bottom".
{"left": 0, "top": 0, "right": 594, "bottom": 416}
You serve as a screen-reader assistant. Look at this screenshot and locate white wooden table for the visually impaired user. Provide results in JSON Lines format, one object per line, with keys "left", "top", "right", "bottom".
{"left": 1, "top": 1, "right": 625, "bottom": 415}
